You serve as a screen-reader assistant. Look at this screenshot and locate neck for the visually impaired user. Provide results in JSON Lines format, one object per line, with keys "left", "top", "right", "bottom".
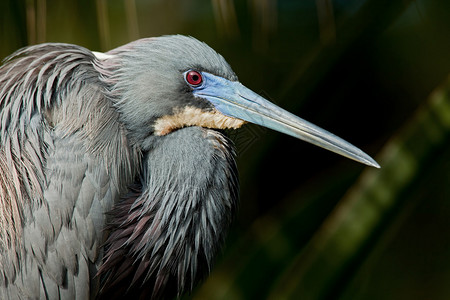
{"left": 98, "top": 127, "right": 239, "bottom": 299}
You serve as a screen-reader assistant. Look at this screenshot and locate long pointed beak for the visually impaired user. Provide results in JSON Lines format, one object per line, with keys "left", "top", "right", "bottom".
{"left": 193, "top": 72, "right": 379, "bottom": 168}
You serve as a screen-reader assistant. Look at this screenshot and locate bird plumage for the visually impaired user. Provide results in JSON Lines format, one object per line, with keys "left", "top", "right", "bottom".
{"left": 0, "top": 42, "right": 139, "bottom": 299}
{"left": 0, "top": 34, "right": 378, "bottom": 299}
{"left": 0, "top": 35, "right": 242, "bottom": 299}
{"left": 98, "top": 128, "right": 238, "bottom": 299}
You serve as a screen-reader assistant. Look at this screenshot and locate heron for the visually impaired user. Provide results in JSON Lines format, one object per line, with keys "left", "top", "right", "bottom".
{"left": 0, "top": 35, "right": 379, "bottom": 299}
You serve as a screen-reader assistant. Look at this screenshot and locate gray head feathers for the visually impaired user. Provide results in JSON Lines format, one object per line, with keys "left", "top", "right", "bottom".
{"left": 99, "top": 35, "right": 238, "bottom": 147}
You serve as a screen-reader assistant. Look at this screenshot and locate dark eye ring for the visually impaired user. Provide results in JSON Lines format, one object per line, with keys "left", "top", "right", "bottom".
{"left": 185, "top": 70, "right": 203, "bottom": 87}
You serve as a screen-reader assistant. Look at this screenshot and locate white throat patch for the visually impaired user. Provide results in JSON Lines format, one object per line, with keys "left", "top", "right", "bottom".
{"left": 92, "top": 51, "right": 115, "bottom": 60}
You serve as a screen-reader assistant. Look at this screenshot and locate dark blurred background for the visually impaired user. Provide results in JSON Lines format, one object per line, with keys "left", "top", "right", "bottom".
{"left": 1, "top": 0, "right": 450, "bottom": 299}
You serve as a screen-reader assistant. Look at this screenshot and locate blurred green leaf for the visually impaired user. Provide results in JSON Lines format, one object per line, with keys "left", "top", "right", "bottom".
{"left": 268, "top": 76, "right": 450, "bottom": 300}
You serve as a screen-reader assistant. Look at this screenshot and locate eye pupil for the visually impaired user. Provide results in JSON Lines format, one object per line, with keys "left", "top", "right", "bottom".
{"left": 185, "top": 70, "right": 203, "bottom": 86}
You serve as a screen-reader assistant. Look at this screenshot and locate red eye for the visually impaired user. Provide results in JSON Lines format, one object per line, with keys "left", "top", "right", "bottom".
{"left": 185, "top": 70, "right": 203, "bottom": 87}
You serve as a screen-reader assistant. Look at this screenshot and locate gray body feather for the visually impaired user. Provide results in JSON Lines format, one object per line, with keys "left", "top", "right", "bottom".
{"left": 0, "top": 43, "right": 139, "bottom": 298}
{"left": 98, "top": 128, "right": 238, "bottom": 299}
{"left": 0, "top": 36, "right": 239, "bottom": 299}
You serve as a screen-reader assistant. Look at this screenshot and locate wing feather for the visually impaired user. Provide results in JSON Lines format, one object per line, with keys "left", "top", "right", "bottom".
{"left": 0, "top": 43, "right": 139, "bottom": 298}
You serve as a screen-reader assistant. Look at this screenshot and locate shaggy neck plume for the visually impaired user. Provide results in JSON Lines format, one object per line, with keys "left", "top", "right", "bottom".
{"left": 98, "top": 127, "right": 239, "bottom": 299}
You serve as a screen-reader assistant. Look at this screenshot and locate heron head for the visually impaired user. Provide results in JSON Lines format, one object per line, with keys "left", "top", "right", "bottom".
{"left": 102, "top": 35, "right": 378, "bottom": 167}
